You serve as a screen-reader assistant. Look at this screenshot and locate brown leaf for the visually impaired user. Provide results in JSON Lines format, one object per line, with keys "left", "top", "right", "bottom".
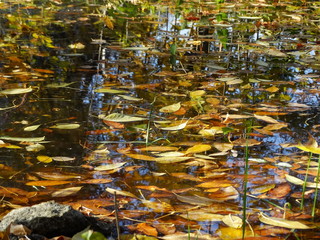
{"left": 52, "top": 186, "right": 83, "bottom": 198}
{"left": 103, "top": 120, "right": 125, "bottom": 129}
{"left": 126, "top": 153, "right": 156, "bottom": 161}
{"left": 26, "top": 180, "right": 71, "bottom": 186}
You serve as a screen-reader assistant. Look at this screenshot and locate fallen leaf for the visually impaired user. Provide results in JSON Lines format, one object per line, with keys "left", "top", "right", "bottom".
{"left": 180, "top": 211, "right": 224, "bottom": 221}
{"left": 0, "top": 136, "right": 45, "bottom": 142}
{"left": 141, "top": 199, "right": 174, "bottom": 213}
{"left": 105, "top": 187, "right": 138, "bottom": 198}
{"left": 50, "top": 123, "right": 80, "bottom": 129}
{"left": 222, "top": 214, "right": 242, "bottom": 229}
{"left": 99, "top": 113, "right": 147, "bottom": 122}
{"left": 157, "top": 121, "right": 188, "bottom": 131}
{"left": 26, "top": 180, "right": 71, "bottom": 186}
{"left": 24, "top": 124, "right": 41, "bottom": 132}
{"left": 159, "top": 102, "right": 181, "bottom": 113}
{"left": 136, "top": 222, "right": 158, "bottom": 236}
{"left": 258, "top": 213, "right": 313, "bottom": 229}
{"left": 0, "top": 87, "right": 33, "bottom": 95}
{"left": 186, "top": 144, "right": 211, "bottom": 154}
{"left": 94, "top": 162, "right": 126, "bottom": 171}
{"left": 52, "top": 156, "right": 75, "bottom": 162}
{"left": 52, "top": 186, "right": 82, "bottom": 198}
{"left": 254, "top": 114, "right": 279, "bottom": 124}
{"left": 36, "top": 155, "right": 53, "bottom": 163}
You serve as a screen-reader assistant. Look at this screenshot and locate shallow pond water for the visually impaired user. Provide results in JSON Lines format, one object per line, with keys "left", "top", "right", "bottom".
{"left": 0, "top": 0, "right": 320, "bottom": 239}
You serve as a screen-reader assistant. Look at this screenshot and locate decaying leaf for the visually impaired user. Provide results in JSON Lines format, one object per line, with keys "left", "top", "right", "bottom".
{"left": 24, "top": 124, "right": 41, "bottom": 132}
{"left": 141, "top": 199, "right": 174, "bottom": 213}
{"left": 26, "top": 180, "right": 71, "bottom": 186}
{"left": 222, "top": 214, "right": 242, "bottom": 229}
{"left": 0, "top": 136, "right": 45, "bottom": 142}
{"left": 0, "top": 87, "right": 33, "bottom": 95}
{"left": 180, "top": 211, "right": 224, "bottom": 221}
{"left": 157, "top": 121, "right": 188, "bottom": 131}
{"left": 254, "top": 114, "right": 279, "bottom": 124}
{"left": 50, "top": 123, "right": 80, "bottom": 129}
{"left": 52, "top": 156, "right": 75, "bottom": 162}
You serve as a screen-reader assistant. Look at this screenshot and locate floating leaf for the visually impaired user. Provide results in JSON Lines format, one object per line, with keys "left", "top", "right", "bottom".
{"left": 52, "top": 186, "right": 82, "bottom": 198}
{"left": 141, "top": 199, "right": 174, "bottom": 213}
{"left": 156, "top": 151, "right": 185, "bottom": 157}
{"left": 36, "top": 155, "right": 53, "bottom": 163}
{"left": 291, "top": 138, "right": 320, "bottom": 154}
{"left": 222, "top": 214, "right": 242, "bottom": 229}
{"left": 105, "top": 187, "right": 138, "bottom": 198}
{"left": 26, "top": 143, "right": 45, "bottom": 152}
{"left": 154, "top": 156, "right": 192, "bottom": 164}
{"left": 26, "top": 180, "right": 71, "bottom": 186}
{"left": 139, "top": 146, "right": 179, "bottom": 152}
{"left": 285, "top": 174, "right": 320, "bottom": 189}
{"left": 258, "top": 213, "right": 312, "bottom": 229}
{"left": 52, "top": 156, "right": 75, "bottom": 162}
{"left": 46, "top": 82, "right": 75, "bottom": 88}
{"left": 186, "top": 144, "right": 211, "bottom": 154}
{"left": 159, "top": 102, "right": 181, "bottom": 113}
{"left": 94, "top": 162, "right": 126, "bottom": 171}
{"left": 254, "top": 114, "right": 279, "bottom": 124}
{"left": 0, "top": 87, "right": 33, "bottom": 95}
{"left": 24, "top": 124, "right": 41, "bottom": 132}
{"left": 135, "top": 222, "right": 158, "bottom": 237}
{"left": 250, "top": 184, "right": 275, "bottom": 195}
{"left": 126, "top": 153, "right": 156, "bottom": 161}
{"left": 118, "top": 95, "right": 143, "bottom": 101}
{"left": 99, "top": 113, "right": 147, "bottom": 122}
{"left": 0, "top": 136, "right": 45, "bottom": 142}
{"left": 180, "top": 211, "right": 224, "bottom": 221}
{"left": 50, "top": 123, "right": 80, "bottom": 129}
{"left": 157, "top": 121, "right": 188, "bottom": 131}
{"left": 94, "top": 88, "right": 128, "bottom": 94}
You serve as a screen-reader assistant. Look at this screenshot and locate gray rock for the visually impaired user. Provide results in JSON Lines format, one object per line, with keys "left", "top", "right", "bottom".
{"left": 0, "top": 201, "right": 115, "bottom": 238}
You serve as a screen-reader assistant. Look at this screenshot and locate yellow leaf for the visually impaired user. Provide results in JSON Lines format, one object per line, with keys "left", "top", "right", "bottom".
{"left": 26, "top": 180, "right": 71, "bottom": 186}
{"left": 104, "top": 16, "right": 114, "bottom": 30}
{"left": 265, "top": 86, "right": 279, "bottom": 93}
{"left": 126, "top": 153, "right": 156, "bottom": 161}
{"left": 186, "top": 144, "right": 211, "bottom": 154}
{"left": 222, "top": 214, "right": 242, "bottom": 229}
{"left": 37, "top": 155, "right": 53, "bottom": 163}
{"left": 105, "top": 187, "right": 138, "bottom": 198}
{"left": 159, "top": 102, "right": 181, "bottom": 113}
{"left": 52, "top": 186, "right": 82, "bottom": 198}
{"left": 254, "top": 114, "right": 279, "bottom": 124}
{"left": 141, "top": 199, "right": 174, "bottom": 213}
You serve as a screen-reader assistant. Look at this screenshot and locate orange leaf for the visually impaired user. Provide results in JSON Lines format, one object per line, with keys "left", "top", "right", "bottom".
{"left": 26, "top": 180, "right": 71, "bottom": 186}
{"left": 126, "top": 153, "right": 156, "bottom": 161}
{"left": 136, "top": 223, "right": 158, "bottom": 236}
{"left": 103, "top": 120, "right": 125, "bottom": 129}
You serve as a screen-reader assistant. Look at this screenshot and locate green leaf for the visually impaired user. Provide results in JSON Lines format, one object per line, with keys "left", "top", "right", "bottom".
{"left": 94, "top": 88, "right": 128, "bottom": 94}
{"left": 98, "top": 113, "right": 147, "bottom": 122}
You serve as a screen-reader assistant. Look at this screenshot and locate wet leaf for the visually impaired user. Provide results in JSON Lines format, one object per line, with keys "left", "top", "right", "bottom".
{"left": 285, "top": 174, "right": 320, "bottom": 189}
{"left": 258, "top": 213, "right": 313, "bottom": 229}
{"left": 160, "top": 232, "right": 213, "bottom": 240}
{"left": 0, "top": 136, "right": 45, "bottom": 142}
{"left": 26, "top": 180, "right": 71, "bottom": 186}
{"left": 254, "top": 114, "right": 279, "bottom": 124}
{"left": 26, "top": 143, "right": 45, "bottom": 152}
{"left": 250, "top": 184, "right": 275, "bottom": 195}
{"left": 196, "top": 180, "right": 232, "bottom": 188}
{"left": 180, "top": 211, "right": 224, "bottom": 221}
{"left": 105, "top": 187, "right": 138, "bottom": 198}
{"left": 94, "top": 88, "right": 128, "bottom": 94}
{"left": 154, "top": 156, "right": 192, "bottom": 164}
{"left": 99, "top": 113, "right": 147, "bottom": 122}
{"left": 94, "top": 162, "right": 126, "bottom": 171}
{"left": 222, "top": 214, "right": 242, "bottom": 229}
{"left": 139, "top": 146, "right": 179, "bottom": 152}
{"left": 118, "top": 95, "right": 143, "bottom": 101}
{"left": 141, "top": 199, "right": 174, "bottom": 213}
{"left": 52, "top": 156, "right": 75, "bottom": 162}
{"left": 36, "top": 155, "right": 53, "bottom": 163}
{"left": 174, "top": 193, "right": 219, "bottom": 206}
{"left": 159, "top": 102, "right": 181, "bottom": 113}
{"left": 265, "top": 86, "right": 279, "bottom": 93}
{"left": 185, "top": 144, "right": 211, "bottom": 154}
{"left": 0, "top": 87, "right": 33, "bottom": 95}
{"left": 157, "top": 121, "right": 188, "bottom": 131}
{"left": 24, "top": 124, "right": 41, "bottom": 131}
{"left": 126, "top": 153, "right": 156, "bottom": 161}
{"left": 52, "top": 186, "right": 82, "bottom": 198}
{"left": 136, "top": 223, "right": 158, "bottom": 237}
{"left": 50, "top": 123, "right": 80, "bottom": 129}
{"left": 156, "top": 151, "right": 185, "bottom": 157}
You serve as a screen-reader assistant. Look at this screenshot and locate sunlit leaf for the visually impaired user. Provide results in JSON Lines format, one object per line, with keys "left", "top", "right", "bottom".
{"left": 0, "top": 136, "right": 45, "bottom": 142}
{"left": 185, "top": 144, "right": 211, "bottom": 154}
{"left": 24, "top": 124, "right": 41, "bottom": 132}
{"left": 154, "top": 156, "right": 192, "bottom": 164}
{"left": 254, "top": 114, "right": 279, "bottom": 124}
{"left": 159, "top": 102, "right": 181, "bottom": 113}
{"left": 157, "top": 121, "right": 188, "bottom": 131}
{"left": 174, "top": 193, "right": 219, "bottom": 206}
{"left": 156, "top": 151, "right": 185, "bottom": 157}
{"left": 50, "top": 123, "right": 80, "bottom": 129}
{"left": 139, "top": 146, "right": 179, "bottom": 152}
{"left": 285, "top": 174, "right": 320, "bottom": 189}
{"left": 94, "top": 162, "right": 126, "bottom": 171}
{"left": 0, "top": 87, "right": 33, "bottom": 95}
{"left": 265, "top": 86, "right": 279, "bottom": 93}
{"left": 94, "top": 88, "right": 128, "bottom": 94}
{"left": 26, "top": 180, "right": 71, "bottom": 186}
{"left": 291, "top": 138, "right": 320, "bottom": 154}
{"left": 36, "top": 155, "right": 53, "bottom": 163}
{"left": 118, "top": 95, "right": 143, "bottom": 101}
{"left": 250, "top": 184, "right": 275, "bottom": 195}
{"left": 190, "top": 90, "right": 205, "bottom": 99}
{"left": 222, "top": 214, "right": 242, "bottom": 229}
{"left": 52, "top": 156, "right": 75, "bottom": 162}
{"left": 126, "top": 153, "right": 156, "bottom": 161}
{"left": 26, "top": 143, "right": 45, "bottom": 152}
{"left": 52, "top": 186, "right": 82, "bottom": 198}
{"left": 68, "top": 42, "right": 85, "bottom": 49}
{"left": 105, "top": 187, "right": 138, "bottom": 198}
{"left": 213, "top": 142, "right": 233, "bottom": 152}
{"left": 161, "top": 232, "right": 213, "bottom": 240}
{"left": 180, "top": 211, "right": 224, "bottom": 221}
{"left": 196, "top": 180, "right": 232, "bottom": 188}
{"left": 99, "top": 113, "right": 147, "bottom": 122}
{"left": 265, "top": 48, "right": 287, "bottom": 58}
{"left": 141, "top": 199, "right": 174, "bottom": 213}
{"left": 258, "top": 213, "right": 313, "bottom": 229}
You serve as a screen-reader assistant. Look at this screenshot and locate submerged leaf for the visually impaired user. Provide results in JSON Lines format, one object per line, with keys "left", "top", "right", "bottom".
{"left": 24, "top": 124, "right": 41, "bottom": 132}
{"left": 222, "top": 214, "right": 242, "bottom": 229}
{"left": 105, "top": 187, "right": 138, "bottom": 198}
{"left": 0, "top": 136, "right": 45, "bottom": 142}
{"left": 157, "top": 121, "right": 188, "bottom": 131}
{"left": 94, "top": 162, "right": 126, "bottom": 171}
